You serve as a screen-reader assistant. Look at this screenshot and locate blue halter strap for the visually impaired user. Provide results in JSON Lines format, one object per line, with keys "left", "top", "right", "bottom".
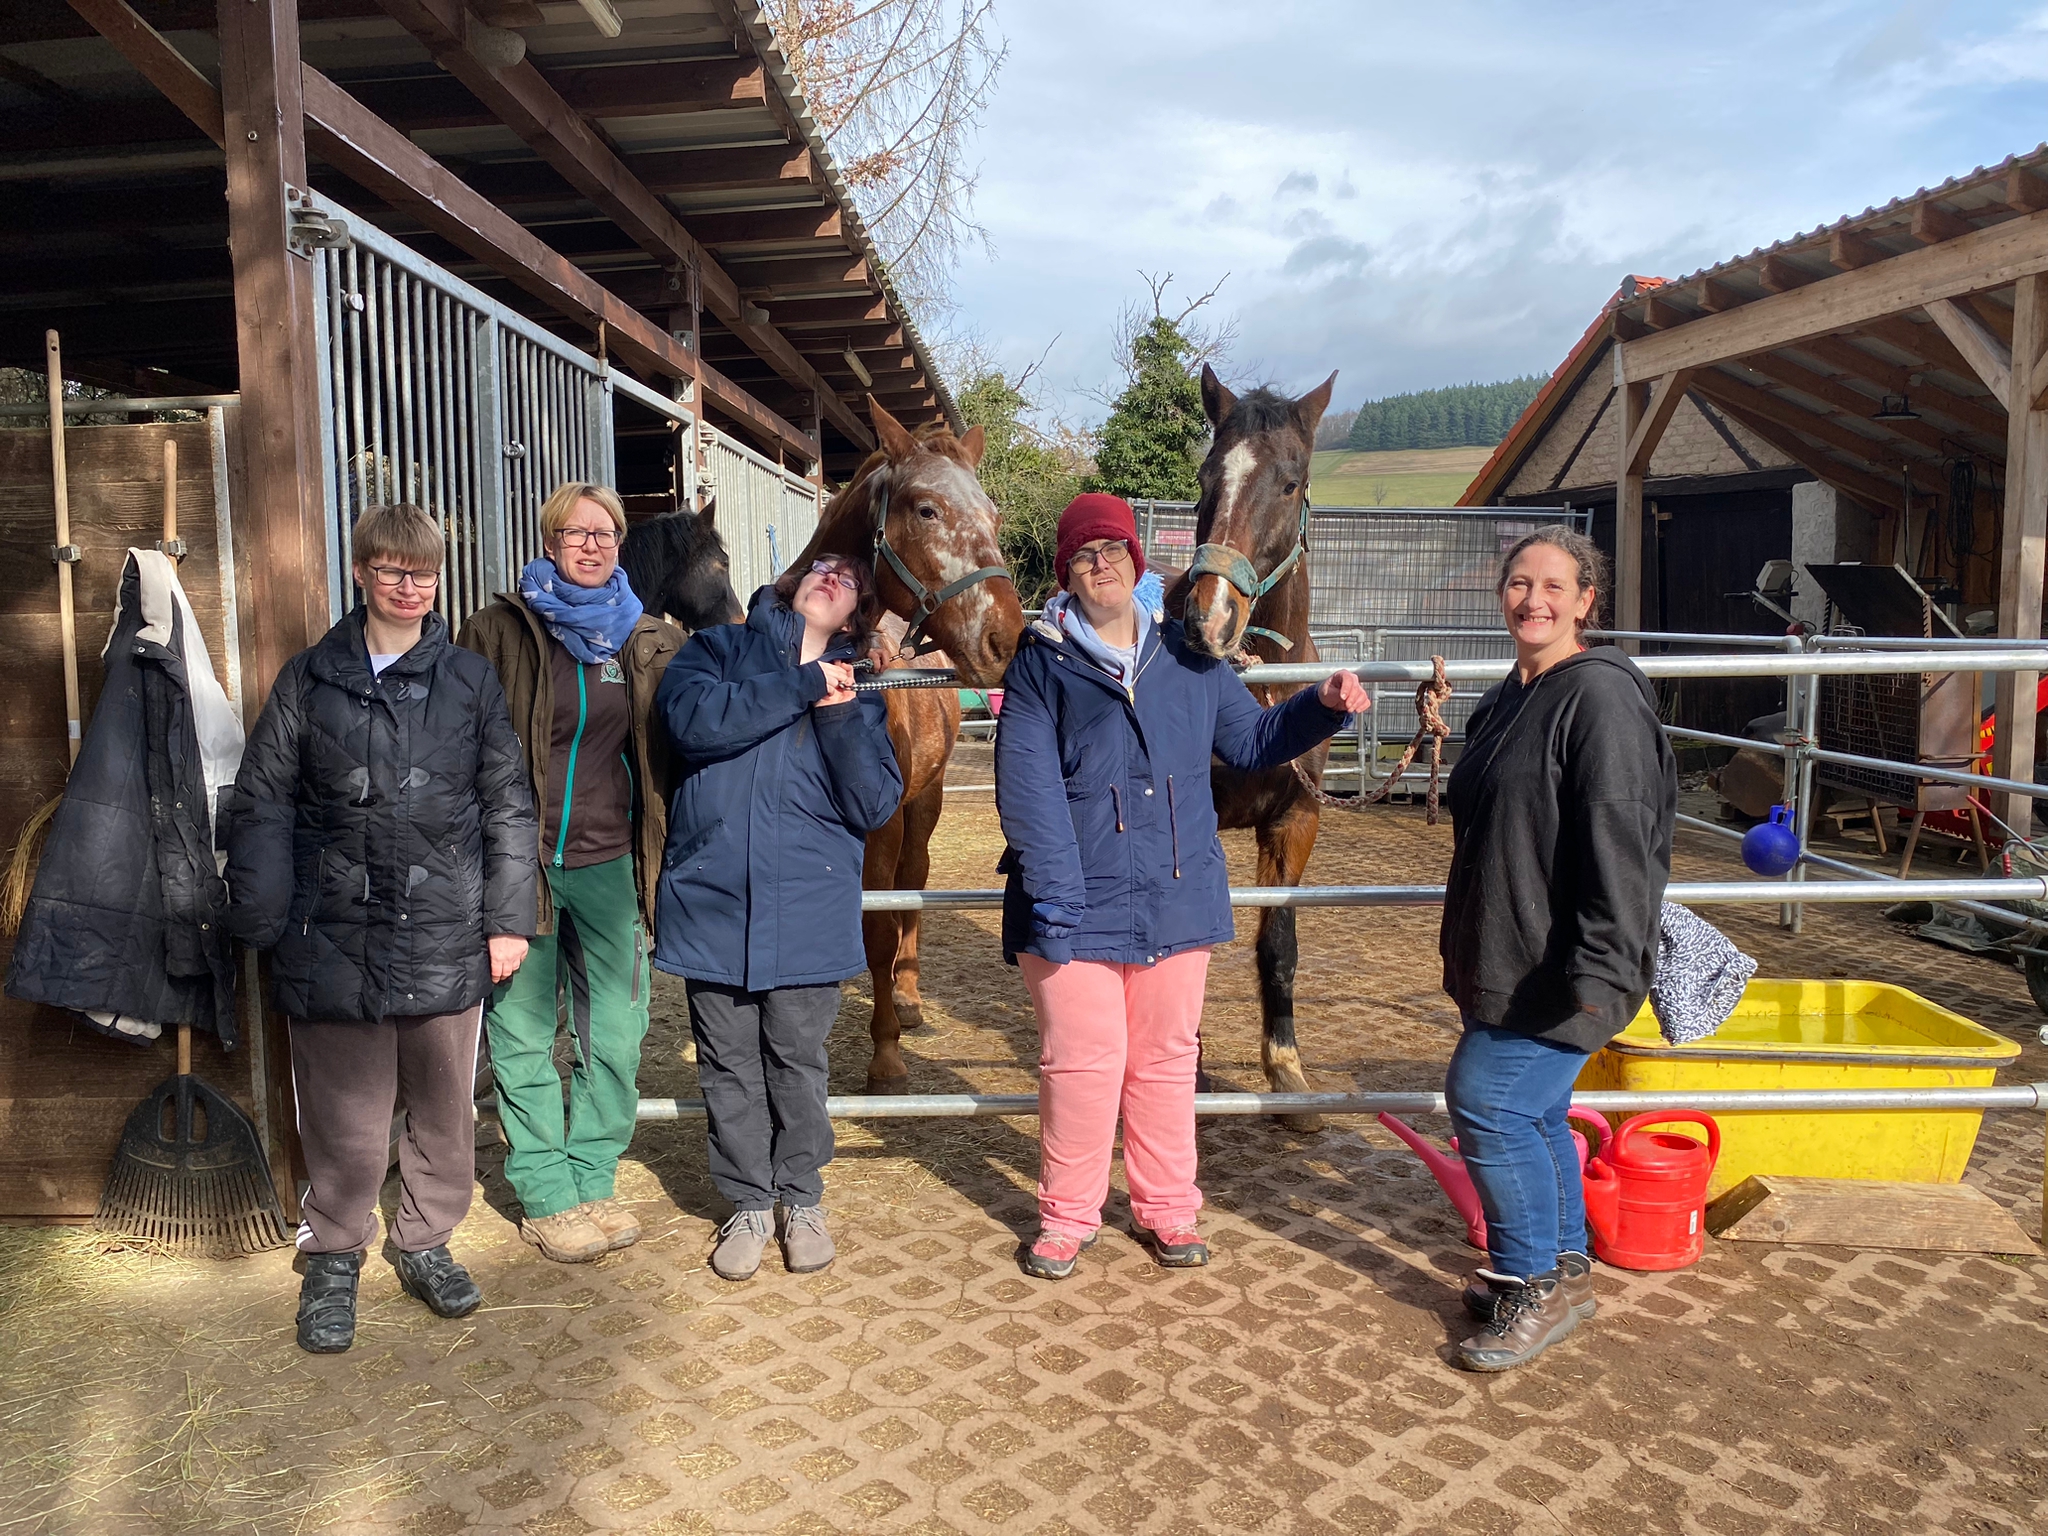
{"left": 1184, "top": 487, "right": 1311, "bottom": 650}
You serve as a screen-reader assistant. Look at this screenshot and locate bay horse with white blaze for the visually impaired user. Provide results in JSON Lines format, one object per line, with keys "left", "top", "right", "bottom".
{"left": 1170, "top": 365, "right": 1340, "bottom": 1130}
{"left": 791, "top": 398, "right": 1025, "bottom": 1093}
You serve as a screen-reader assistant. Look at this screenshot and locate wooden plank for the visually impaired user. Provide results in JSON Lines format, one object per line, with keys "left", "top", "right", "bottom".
{"left": 1625, "top": 368, "right": 1697, "bottom": 474}
{"left": 1794, "top": 334, "right": 2009, "bottom": 440}
{"left": 1687, "top": 368, "right": 1939, "bottom": 475}
{"left": 1927, "top": 297, "right": 2015, "bottom": 399}
{"left": 1622, "top": 208, "right": 2048, "bottom": 380}
{"left": 1993, "top": 273, "right": 2048, "bottom": 837}
{"left": 1706, "top": 1174, "right": 2040, "bottom": 1256}
{"left": 1612, "top": 346, "right": 1646, "bottom": 638}
{"left": 371, "top": 0, "right": 873, "bottom": 453}
{"left": 63, "top": 0, "right": 225, "bottom": 146}
{"left": 1689, "top": 379, "right": 1929, "bottom": 515}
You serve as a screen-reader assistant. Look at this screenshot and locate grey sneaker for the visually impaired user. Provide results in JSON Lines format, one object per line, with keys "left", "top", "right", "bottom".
{"left": 777, "top": 1203, "right": 836, "bottom": 1274}
{"left": 711, "top": 1208, "right": 773, "bottom": 1281}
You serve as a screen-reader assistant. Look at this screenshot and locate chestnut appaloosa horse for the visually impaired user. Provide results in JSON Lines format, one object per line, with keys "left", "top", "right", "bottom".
{"left": 1169, "top": 365, "right": 1341, "bottom": 1130}
{"left": 791, "top": 397, "right": 1025, "bottom": 1093}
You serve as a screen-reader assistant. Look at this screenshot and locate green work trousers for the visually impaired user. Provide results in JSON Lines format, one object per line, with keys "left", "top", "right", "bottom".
{"left": 486, "top": 855, "right": 651, "bottom": 1220}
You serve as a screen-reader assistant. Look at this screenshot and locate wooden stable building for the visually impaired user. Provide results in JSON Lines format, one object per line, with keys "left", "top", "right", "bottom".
{"left": 0, "top": 0, "right": 955, "bottom": 1220}
{"left": 1465, "top": 146, "right": 2048, "bottom": 809}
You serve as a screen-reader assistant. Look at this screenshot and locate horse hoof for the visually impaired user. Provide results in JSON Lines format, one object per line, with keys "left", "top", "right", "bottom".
{"left": 865, "top": 1074, "right": 911, "bottom": 1096}
{"left": 894, "top": 1002, "right": 926, "bottom": 1032}
{"left": 1279, "top": 1113, "right": 1326, "bottom": 1135}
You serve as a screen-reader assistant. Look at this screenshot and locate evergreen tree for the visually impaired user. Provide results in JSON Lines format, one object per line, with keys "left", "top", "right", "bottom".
{"left": 956, "top": 368, "right": 1085, "bottom": 607}
{"left": 1345, "top": 374, "right": 1549, "bottom": 452}
{"left": 1087, "top": 316, "right": 1207, "bottom": 502}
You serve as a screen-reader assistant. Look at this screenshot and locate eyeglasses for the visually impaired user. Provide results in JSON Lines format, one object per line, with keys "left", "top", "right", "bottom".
{"left": 1068, "top": 541, "right": 1132, "bottom": 575}
{"left": 807, "top": 560, "right": 863, "bottom": 596}
{"left": 557, "top": 527, "right": 621, "bottom": 550}
{"left": 365, "top": 564, "right": 441, "bottom": 590}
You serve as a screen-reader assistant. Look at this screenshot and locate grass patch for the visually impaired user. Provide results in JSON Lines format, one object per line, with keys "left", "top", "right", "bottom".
{"left": 1310, "top": 447, "right": 1492, "bottom": 509}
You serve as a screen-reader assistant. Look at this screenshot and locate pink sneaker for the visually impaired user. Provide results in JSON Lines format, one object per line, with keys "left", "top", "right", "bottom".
{"left": 1133, "top": 1223, "right": 1209, "bottom": 1267}
{"left": 1022, "top": 1229, "right": 1097, "bottom": 1280}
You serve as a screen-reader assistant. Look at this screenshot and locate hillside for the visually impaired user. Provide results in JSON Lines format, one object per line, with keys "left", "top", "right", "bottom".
{"left": 1309, "top": 446, "right": 1492, "bottom": 508}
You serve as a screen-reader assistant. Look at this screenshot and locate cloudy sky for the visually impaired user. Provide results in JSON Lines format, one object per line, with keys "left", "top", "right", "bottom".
{"left": 943, "top": 0, "right": 2048, "bottom": 425}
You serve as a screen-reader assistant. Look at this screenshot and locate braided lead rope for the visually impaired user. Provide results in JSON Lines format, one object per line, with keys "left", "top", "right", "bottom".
{"left": 1281, "top": 656, "right": 1454, "bottom": 823}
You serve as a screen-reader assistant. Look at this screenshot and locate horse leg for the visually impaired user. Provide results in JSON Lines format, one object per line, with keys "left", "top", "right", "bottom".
{"left": 863, "top": 809, "right": 911, "bottom": 1094}
{"left": 1256, "top": 800, "right": 1324, "bottom": 1132}
{"left": 889, "top": 778, "right": 945, "bottom": 1031}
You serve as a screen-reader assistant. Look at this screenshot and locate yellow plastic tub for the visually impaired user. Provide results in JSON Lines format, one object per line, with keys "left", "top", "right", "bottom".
{"left": 1576, "top": 979, "right": 2020, "bottom": 1199}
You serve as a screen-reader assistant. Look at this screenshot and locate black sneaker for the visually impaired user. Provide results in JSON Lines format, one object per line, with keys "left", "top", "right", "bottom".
{"left": 394, "top": 1245, "right": 483, "bottom": 1318}
{"left": 296, "top": 1251, "right": 363, "bottom": 1354}
{"left": 1463, "top": 1250, "right": 1597, "bottom": 1321}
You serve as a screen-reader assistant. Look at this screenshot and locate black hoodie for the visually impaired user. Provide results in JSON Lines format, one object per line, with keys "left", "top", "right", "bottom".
{"left": 1439, "top": 646, "right": 1676, "bottom": 1052}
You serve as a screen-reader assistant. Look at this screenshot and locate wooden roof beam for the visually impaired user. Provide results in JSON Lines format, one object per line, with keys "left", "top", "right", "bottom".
{"left": 1691, "top": 367, "right": 1938, "bottom": 470}
{"left": 1691, "top": 375, "right": 1933, "bottom": 512}
{"left": 372, "top": 0, "right": 872, "bottom": 452}
{"left": 2009, "top": 166, "right": 2048, "bottom": 214}
{"left": 1912, "top": 202, "right": 1976, "bottom": 245}
{"left": 1741, "top": 352, "right": 1951, "bottom": 454}
{"left": 1621, "top": 206, "right": 2048, "bottom": 380}
{"left": 1926, "top": 298, "right": 2013, "bottom": 399}
{"left": 63, "top": 0, "right": 224, "bottom": 146}
{"left": 1829, "top": 228, "right": 1888, "bottom": 271}
{"left": 1694, "top": 277, "right": 1745, "bottom": 313}
{"left": 1793, "top": 334, "right": 2008, "bottom": 438}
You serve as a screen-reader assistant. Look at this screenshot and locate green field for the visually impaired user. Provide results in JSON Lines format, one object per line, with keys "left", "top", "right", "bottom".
{"left": 1309, "top": 446, "right": 1493, "bottom": 509}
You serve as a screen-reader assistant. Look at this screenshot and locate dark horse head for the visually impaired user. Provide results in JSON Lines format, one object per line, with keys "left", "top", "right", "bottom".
{"left": 619, "top": 501, "right": 744, "bottom": 633}
{"left": 1179, "top": 365, "right": 1336, "bottom": 659}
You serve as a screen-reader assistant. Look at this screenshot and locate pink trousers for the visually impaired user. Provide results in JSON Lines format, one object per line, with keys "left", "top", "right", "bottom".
{"left": 1019, "top": 948, "right": 1211, "bottom": 1238}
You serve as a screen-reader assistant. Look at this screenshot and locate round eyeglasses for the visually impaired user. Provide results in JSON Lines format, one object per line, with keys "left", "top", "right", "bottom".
{"left": 1068, "top": 541, "right": 1132, "bottom": 575}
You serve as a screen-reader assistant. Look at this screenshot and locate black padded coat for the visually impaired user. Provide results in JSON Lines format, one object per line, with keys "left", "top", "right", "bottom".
{"left": 224, "top": 609, "right": 539, "bottom": 1022}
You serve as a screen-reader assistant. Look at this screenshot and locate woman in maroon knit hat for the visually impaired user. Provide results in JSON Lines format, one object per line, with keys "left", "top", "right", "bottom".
{"left": 995, "top": 494, "right": 1368, "bottom": 1279}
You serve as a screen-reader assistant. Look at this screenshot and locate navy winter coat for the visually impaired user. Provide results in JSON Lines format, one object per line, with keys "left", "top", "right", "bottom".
{"left": 654, "top": 590, "right": 903, "bottom": 990}
{"left": 994, "top": 614, "right": 1346, "bottom": 967}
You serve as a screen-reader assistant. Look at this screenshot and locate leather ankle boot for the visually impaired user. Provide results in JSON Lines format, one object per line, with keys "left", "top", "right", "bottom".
{"left": 1464, "top": 1250, "right": 1597, "bottom": 1322}
{"left": 296, "top": 1251, "right": 362, "bottom": 1354}
{"left": 1455, "top": 1268, "right": 1581, "bottom": 1372}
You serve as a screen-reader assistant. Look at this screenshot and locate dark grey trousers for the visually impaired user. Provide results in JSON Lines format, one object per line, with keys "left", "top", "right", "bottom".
{"left": 290, "top": 1006, "right": 482, "bottom": 1255}
{"left": 684, "top": 980, "right": 839, "bottom": 1212}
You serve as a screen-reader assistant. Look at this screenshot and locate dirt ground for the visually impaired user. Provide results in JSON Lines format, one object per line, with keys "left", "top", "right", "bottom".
{"left": 5, "top": 747, "right": 2047, "bottom": 1536}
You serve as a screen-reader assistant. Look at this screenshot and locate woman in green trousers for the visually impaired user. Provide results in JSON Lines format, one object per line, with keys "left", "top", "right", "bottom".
{"left": 459, "top": 482, "right": 679, "bottom": 1262}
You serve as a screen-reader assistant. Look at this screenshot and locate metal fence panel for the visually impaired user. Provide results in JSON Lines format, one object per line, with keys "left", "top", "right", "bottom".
{"left": 700, "top": 423, "right": 821, "bottom": 602}
{"left": 307, "top": 189, "right": 611, "bottom": 630}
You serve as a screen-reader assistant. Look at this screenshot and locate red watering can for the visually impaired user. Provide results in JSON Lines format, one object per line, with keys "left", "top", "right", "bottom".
{"left": 1582, "top": 1110, "right": 1720, "bottom": 1271}
{"left": 1378, "top": 1110, "right": 1611, "bottom": 1253}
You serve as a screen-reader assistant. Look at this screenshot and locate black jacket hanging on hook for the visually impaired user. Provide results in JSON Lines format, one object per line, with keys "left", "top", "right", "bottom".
{"left": 7, "top": 551, "right": 244, "bottom": 1046}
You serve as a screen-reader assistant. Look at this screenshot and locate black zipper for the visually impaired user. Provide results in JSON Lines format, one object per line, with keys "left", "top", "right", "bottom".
{"left": 1167, "top": 775, "right": 1181, "bottom": 878}
{"left": 1110, "top": 783, "right": 1124, "bottom": 833}
{"left": 302, "top": 848, "right": 328, "bottom": 935}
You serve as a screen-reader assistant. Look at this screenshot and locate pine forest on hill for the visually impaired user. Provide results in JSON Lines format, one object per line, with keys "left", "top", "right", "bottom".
{"left": 1346, "top": 375, "right": 1548, "bottom": 452}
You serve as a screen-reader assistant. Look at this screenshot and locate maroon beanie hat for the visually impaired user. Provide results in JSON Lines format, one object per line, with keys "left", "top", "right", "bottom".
{"left": 1054, "top": 492, "right": 1146, "bottom": 590}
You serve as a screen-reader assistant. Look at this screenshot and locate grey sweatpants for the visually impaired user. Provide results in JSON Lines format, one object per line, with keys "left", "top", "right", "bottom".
{"left": 290, "top": 1006, "right": 482, "bottom": 1255}
{"left": 684, "top": 980, "right": 839, "bottom": 1212}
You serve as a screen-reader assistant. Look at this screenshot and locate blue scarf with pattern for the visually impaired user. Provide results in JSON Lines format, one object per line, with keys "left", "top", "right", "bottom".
{"left": 519, "top": 557, "right": 644, "bottom": 664}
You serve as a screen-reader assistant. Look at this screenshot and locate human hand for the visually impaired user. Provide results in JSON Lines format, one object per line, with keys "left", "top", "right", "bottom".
{"left": 1318, "top": 670, "right": 1371, "bottom": 714}
{"left": 489, "top": 934, "right": 529, "bottom": 984}
{"left": 816, "top": 660, "right": 857, "bottom": 708}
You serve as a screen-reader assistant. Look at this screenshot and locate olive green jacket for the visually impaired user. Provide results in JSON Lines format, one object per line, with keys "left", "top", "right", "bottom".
{"left": 458, "top": 594, "right": 681, "bottom": 935}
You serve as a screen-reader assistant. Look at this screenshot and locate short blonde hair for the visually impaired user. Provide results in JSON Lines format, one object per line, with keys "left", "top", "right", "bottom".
{"left": 540, "top": 482, "right": 627, "bottom": 542}
{"left": 352, "top": 503, "right": 443, "bottom": 571}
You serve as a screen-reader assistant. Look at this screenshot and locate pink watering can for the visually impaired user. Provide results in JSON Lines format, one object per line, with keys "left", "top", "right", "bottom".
{"left": 1378, "top": 1109, "right": 1612, "bottom": 1252}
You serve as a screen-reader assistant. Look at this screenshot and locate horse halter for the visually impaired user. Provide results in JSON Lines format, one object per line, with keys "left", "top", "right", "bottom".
{"left": 1184, "top": 485, "right": 1311, "bottom": 651}
{"left": 868, "top": 466, "right": 1011, "bottom": 662}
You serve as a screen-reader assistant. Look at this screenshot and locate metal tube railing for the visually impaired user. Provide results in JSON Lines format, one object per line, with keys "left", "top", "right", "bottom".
{"left": 619, "top": 1083, "right": 2048, "bottom": 1122}
{"left": 858, "top": 877, "right": 2048, "bottom": 911}
{"left": 1237, "top": 649, "right": 2048, "bottom": 685}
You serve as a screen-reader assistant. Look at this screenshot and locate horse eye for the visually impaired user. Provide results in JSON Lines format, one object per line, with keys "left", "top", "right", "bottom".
{"left": 1284, "top": 481, "right": 1299, "bottom": 496}
{"left": 917, "top": 504, "right": 939, "bottom": 520}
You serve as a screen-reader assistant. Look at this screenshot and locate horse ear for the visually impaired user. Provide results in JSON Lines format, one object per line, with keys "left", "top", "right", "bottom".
{"left": 1200, "top": 363, "right": 1235, "bottom": 429}
{"left": 868, "top": 396, "right": 919, "bottom": 461}
{"left": 956, "top": 423, "right": 987, "bottom": 468}
{"left": 1292, "top": 371, "right": 1338, "bottom": 437}
{"left": 696, "top": 495, "right": 716, "bottom": 533}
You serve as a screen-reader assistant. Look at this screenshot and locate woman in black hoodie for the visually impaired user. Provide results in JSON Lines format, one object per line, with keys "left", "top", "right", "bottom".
{"left": 1438, "top": 525, "right": 1675, "bottom": 1372}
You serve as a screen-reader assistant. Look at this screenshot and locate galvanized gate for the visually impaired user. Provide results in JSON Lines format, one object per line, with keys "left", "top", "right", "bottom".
{"left": 700, "top": 422, "right": 824, "bottom": 603}
{"left": 305, "top": 188, "right": 621, "bottom": 628}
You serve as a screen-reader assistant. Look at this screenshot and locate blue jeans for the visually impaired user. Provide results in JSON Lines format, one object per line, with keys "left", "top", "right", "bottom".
{"left": 1443, "top": 1020, "right": 1590, "bottom": 1277}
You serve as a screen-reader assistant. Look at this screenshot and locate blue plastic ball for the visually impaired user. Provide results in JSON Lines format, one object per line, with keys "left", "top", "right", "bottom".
{"left": 1742, "top": 805, "right": 1800, "bottom": 876}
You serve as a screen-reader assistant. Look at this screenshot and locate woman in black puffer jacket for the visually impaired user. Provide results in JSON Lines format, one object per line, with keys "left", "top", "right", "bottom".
{"left": 227, "top": 504, "right": 538, "bottom": 1355}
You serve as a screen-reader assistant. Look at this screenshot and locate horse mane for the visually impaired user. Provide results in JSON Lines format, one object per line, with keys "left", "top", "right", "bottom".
{"left": 618, "top": 506, "right": 707, "bottom": 591}
{"left": 1221, "top": 386, "right": 1305, "bottom": 439}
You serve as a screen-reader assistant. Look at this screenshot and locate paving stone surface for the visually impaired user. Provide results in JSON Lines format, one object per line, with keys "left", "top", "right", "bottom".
{"left": 4, "top": 783, "right": 2044, "bottom": 1535}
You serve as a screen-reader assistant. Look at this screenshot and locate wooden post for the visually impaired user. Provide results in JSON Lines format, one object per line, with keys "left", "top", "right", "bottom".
{"left": 1993, "top": 274, "right": 2048, "bottom": 837}
{"left": 1613, "top": 347, "right": 1650, "bottom": 647}
{"left": 216, "top": 0, "right": 330, "bottom": 710}
{"left": 44, "top": 331, "right": 82, "bottom": 768}
{"left": 806, "top": 393, "right": 825, "bottom": 489}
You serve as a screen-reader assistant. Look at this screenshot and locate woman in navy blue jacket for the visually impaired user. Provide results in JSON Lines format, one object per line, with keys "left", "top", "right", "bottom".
{"left": 996, "top": 494, "right": 1369, "bottom": 1279}
{"left": 656, "top": 554, "right": 903, "bottom": 1281}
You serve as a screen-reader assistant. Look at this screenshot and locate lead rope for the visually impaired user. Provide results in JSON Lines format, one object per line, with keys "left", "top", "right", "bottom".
{"left": 1271, "top": 655, "right": 1453, "bottom": 823}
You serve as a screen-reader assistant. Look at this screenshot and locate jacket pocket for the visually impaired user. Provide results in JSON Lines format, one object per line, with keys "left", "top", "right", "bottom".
{"left": 293, "top": 848, "right": 329, "bottom": 935}
{"left": 664, "top": 817, "right": 723, "bottom": 870}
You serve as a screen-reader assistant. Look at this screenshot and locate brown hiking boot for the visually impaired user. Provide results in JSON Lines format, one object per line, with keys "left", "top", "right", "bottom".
{"left": 579, "top": 1198, "right": 642, "bottom": 1251}
{"left": 1464, "top": 1250, "right": 1596, "bottom": 1322}
{"left": 519, "top": 1207, "right": 609, "bottom": 1263}
{"left": 1455, "top": 1269, "right": 1582, "bottom": 1372}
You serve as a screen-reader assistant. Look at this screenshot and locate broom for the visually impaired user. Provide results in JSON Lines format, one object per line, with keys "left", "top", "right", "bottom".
{"left": 88, "top": 425, "right": 290, "bottom": 1256}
